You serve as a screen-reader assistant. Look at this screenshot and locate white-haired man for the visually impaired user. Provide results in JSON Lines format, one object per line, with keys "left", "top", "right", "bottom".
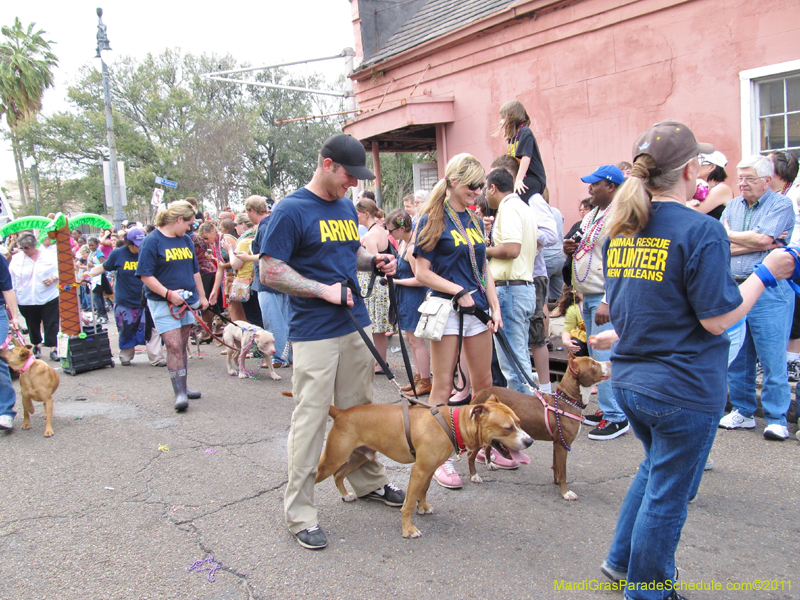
{"left": 719, "top": 154, "right": 795, "bottom": 440}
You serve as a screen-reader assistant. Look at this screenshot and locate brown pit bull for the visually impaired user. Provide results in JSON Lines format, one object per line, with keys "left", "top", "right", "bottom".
{"left": 316, "top": 395, "right": 533, "bottom": 538}
{"left": 0, "top": 345, "right": 60, "bottom": 437}
{"left": 470, "top": 354, "right": 610, "bottom": 501}
{"left": 222, "top": 321, "right": 280, "bottom": 380}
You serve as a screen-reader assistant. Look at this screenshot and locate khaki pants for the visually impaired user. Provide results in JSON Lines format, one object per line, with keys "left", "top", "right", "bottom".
{"left": 284, "top": 328, "right": 388, "bottom": 534}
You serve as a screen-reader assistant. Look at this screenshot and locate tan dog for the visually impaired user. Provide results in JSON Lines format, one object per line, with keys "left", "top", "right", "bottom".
{"left": 0, "top": 345, "right": 60, "bottom": 437}
{"left": 469, "top": 354, "right": 610, "bottom": 500}
{"left": 222, "top": 321, "right": 280, "bottom": 380}
{"left": 316, "top": 396, "right": 533, "bottom": 538}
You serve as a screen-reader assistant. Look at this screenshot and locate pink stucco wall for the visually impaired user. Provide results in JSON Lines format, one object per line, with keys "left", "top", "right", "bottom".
{"left": 347, "top": 0, "right": 800, "bottom": 225}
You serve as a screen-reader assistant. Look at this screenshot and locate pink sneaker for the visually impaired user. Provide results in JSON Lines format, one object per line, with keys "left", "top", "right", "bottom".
{"left": 476, "top": 447, "right": 520, "bottom": 470}
{"left": 433, "top": 459, "right": 462, "bottom": 489}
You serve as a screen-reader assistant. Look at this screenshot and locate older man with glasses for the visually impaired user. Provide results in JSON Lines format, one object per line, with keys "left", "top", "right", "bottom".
{"left": 719, "top": 154, "right": 796, "bottom": 440}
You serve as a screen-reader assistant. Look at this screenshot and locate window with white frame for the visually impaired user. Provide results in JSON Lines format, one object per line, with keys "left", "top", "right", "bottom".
{"left": 741, "top": 60, "right": 800, "bottom": 156}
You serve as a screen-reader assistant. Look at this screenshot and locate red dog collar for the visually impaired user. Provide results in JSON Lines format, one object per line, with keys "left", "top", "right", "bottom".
{"left": 452, "top": 407, "right": 467, "bottom": 454}
{"left": 18, "top": 354, "right": 36, "bottom": 374}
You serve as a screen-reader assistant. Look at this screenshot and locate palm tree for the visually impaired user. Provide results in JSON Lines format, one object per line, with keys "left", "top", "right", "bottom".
{"left": 0, "top": 17, "right": 58, "bottom": 207}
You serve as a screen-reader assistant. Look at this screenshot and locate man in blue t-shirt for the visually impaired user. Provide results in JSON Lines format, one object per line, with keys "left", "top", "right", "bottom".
{"left": 260, "top": 134, "right": 405, "bottom": 550}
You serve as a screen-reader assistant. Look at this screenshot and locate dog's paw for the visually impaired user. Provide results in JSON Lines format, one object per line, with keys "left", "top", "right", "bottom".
{"left": 563, "top": 490, "right": 578, "bottom": 501}
{"left": 470, "top": 474, "right": 483, "bottom": 484}
{"left": 44, "top": 429, "right": 53, "bottom": 437}
{"left": 238, "top": 372, "right": 248, "bottom": 379}
{"left": 402, "top": 526, "right": 422, "bottom": 538}
{"left": 270, "top": 372, "right": 282, "bottom": 381}
{"left": 341, "top": 493, "right": 357, "bottom": 502}
{"left": 486, "top": 462, "right": 499, "bottom": 471}
{"left": 21, "top": 422, "right": 31, "bottom": 430}
{"left": 227, "top": 370, "right": 238, "bottom": 377}
{"left": 417, "top": 503, "right": 433, "bottom": 515}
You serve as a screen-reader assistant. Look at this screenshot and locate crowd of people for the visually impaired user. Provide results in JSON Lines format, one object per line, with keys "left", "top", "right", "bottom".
{"left": 0, "top": 102, "right": 798, "bottom": 599}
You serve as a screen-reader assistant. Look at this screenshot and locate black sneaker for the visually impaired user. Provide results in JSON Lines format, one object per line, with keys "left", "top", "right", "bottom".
{"left": 295, "top": 525, "right": 327, "bottom": 550}
{"left": 583, "top": 410, "right": 604, "bottom": 427}
{"left": 359, "top": 483, "right": 406, "bottom": 507}
{"left": 588, "top": 419, "right": 630, "bottom": 440}
{"left": 49, "top": 350, "right": 59, "bottom": 362}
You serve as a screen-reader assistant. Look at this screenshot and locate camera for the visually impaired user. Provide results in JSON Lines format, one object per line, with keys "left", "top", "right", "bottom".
{"left": 570, "top": 230, "right": 583, "bottom": 243}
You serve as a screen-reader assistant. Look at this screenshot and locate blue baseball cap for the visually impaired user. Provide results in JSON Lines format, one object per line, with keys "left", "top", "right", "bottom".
{"left": 580, "top": 165, "right": 626, "bottom": 185}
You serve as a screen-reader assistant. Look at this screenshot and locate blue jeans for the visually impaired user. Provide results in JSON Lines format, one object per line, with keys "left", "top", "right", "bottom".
{"left": 0, "top": 309, "right": 16, "bottom": 418}
{"left": 259, "top": 291, "right": 292, "bottom": 364}
{"left": 606, "top": 388, "right": 721, "bottom": 600}
{"left": 494, "top": 283, "right": 535, "bottom": 394}
{"left": 727, "top": 281, "right": 794, "bottom": 426}
{"left": 583, "top": 292, "right": 625, "bottom": 422}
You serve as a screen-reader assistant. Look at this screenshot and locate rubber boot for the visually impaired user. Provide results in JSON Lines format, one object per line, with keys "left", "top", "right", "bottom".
{"left": 170, "top": 368, "right": 189, "bottom": 412}
{"left": 184, "top": 364, "right": 201, "bottom": 399}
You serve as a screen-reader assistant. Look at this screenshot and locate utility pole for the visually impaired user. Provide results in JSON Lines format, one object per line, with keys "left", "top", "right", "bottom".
{"left": 96, "top": 8, "right": 126, "bottom": 229}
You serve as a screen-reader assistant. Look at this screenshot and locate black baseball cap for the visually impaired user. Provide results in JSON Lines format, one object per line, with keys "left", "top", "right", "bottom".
{"left": 319, "top": 134, "right": 375, "bottom": 180}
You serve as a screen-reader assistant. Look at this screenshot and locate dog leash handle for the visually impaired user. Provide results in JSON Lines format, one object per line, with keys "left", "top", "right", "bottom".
{"left": 340, "top": 281, "right": 395, "bottom": 381}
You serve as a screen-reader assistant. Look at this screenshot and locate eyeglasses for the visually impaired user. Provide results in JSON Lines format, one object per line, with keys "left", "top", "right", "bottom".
{"left": 467, "top": 182, "right": 484, "bottom": 192}
{"left": 387, "top": 227, "right": 400, "bottom": 236}
{"left": 18, "top": 245, "right": 33, "bottom": 250}
{"left": 737, "top": 176, "right": 764, "bottom": 184}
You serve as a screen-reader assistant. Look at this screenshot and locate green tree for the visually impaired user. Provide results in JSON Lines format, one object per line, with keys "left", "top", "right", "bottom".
{"left": 0, "top": 17, "right": 58, "bottom": 208}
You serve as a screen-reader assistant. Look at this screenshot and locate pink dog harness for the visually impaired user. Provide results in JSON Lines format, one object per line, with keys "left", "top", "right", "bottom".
{"left": 535, "top": 389, "right": 586, "bottom": 451}
{"left": 17, "top": 354, "right": 36, "bottom": 374}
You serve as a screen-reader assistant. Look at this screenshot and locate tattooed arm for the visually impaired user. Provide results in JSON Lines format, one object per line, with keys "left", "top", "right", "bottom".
{"left": 260, "top": 255, "right": 353, "bottom": 307}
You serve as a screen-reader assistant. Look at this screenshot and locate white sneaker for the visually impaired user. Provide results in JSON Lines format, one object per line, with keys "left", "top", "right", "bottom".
{"left": 0, "top": 414, "right": 13, "bottom": 430}
{"left": 719, "top": 409, "right": 755, "bottom": 430}
{"left": 763, "top": 424, "right": 789, "bottom": 441}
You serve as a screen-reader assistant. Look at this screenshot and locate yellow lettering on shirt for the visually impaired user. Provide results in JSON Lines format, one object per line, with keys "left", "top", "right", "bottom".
{"left": 451, "top": 230, "right": 467, "bottom": 246}
{"left": 123, "top": 261, "right": 138, "bottom": 270}
{"left": 606, "top": 237, "right": 670, "bottom": 282}
{"left": 164, "top": 247, "right": 194, "bottom": 261}
{"left": 320, "top": 219, "right": 359, "bottom": 243}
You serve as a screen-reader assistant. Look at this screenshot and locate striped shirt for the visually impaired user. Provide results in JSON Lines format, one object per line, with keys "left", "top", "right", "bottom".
{"left": 719, "top": 189, "right": 795, "bottom": 277}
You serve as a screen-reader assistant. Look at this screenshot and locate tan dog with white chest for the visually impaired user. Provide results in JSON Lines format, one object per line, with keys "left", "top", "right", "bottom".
{"left": 0, "top": 345, "right": 60, "bottom": 437}
{"left": 222, "top": 321, "right": 280, "bottom": 380}
{"left": 316, "top": 395, "right": 533, "bottom": 538}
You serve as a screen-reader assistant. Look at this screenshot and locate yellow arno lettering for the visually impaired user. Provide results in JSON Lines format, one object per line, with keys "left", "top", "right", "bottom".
{"left": 123, "top": 261, "right": 138, "bottom": 270}
{"left": 467, "top": 228, "right": 484, "bottom": 245}
{"left": 320, "top": 219, "right": 359, "bottom": 243}
{"left": 164, "top": 247, "right": 193, "bottom": 261}
{"left": 451, "top": 230, "right": 467, "bottom": 247}
{"left": 319, "top": 221, "right": 333, "bottom": 242}
{"left": 329, "top": 220, "right": 343, "bottom": 241}
{"left": 347, "top": 221, "right": 359, "bottom": 240}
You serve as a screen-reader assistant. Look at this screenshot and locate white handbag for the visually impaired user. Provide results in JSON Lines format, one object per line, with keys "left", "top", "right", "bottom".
{"left": 414, "top": 295, "right": 453, "bottom": 341}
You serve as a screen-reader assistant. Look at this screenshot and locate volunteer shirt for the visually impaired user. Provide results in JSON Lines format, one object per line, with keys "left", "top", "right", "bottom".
{"left": 490, "top": 192, "right": 537, "bottom": 282}
{"left": 603, "top": 202, "right": 742, "bottom": 413}
{"left": 261, "top": 187, "right": 370, "bottom": 342}
{"left": 414, "top": 210, "right": 489, "bottom": 311}
{"left": 102, "top": 246, "right": 143, "bottom": 308}
{"left": 136, "top": 230, "right": 200, "bottom": 301}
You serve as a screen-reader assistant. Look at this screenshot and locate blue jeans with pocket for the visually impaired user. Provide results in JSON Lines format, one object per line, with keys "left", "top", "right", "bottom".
{"left": 583, "top": 293, "right": 625, "bottom": 422}
{"left": 727, "top": 281, "right": 793, "bottom": 426}
{"left": 494, "top": 283, "right": 535, "bottom": 394}
{"left": 0, "top": 309, "right": 16, "bottom": 418}
{"left": 605, "top": 388, "right": 721, "bottom": 600}
{"left": 259, "top": 291, "right": 292, "bottom": 364}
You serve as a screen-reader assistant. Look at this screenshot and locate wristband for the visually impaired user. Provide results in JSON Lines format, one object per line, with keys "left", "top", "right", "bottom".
{"left": 165, "top": 290, "right": 172, "bottom": 302}
{"left": 752, "top": 263, "right": 778, "bottom": 288}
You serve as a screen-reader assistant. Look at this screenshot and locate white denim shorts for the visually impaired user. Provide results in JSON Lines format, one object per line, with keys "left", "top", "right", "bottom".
{"left": 442, "top": 310, "right": 489, "bottom": 337}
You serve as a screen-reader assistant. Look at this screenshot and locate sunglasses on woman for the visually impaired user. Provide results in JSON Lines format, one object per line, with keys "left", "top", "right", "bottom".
{"left": 467, "top": 182, "right": 484, "bottom": 192}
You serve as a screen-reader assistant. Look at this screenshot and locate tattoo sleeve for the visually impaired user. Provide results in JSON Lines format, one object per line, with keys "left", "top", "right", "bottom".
{"left": 260, "top": 256, "right": 328, "bottom": 298}
{"left": 356, "top": 246, "right": 375, "bottom": 272}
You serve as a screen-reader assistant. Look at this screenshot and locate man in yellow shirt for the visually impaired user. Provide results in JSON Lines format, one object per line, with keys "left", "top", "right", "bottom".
{"left": 485, "top": 167, "right": 538, "bottom": 393}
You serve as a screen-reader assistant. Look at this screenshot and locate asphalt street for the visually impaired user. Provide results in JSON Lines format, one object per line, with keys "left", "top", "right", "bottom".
{"left": 1, "top": 327, "right": 798, "bottom": 600}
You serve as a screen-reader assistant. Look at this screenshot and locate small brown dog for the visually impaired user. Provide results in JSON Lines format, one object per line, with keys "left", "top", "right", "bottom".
{"left": 469, "top": 354, "right": 610, "bottom": 500}
{"left": 316, "top": 395, "right": 533, "bottom": 538}
{"left": 222, "top": 321, "right": 280, "bottom": 380}
{"left": 0, "top": 345, "right": 60, "bottom": 437}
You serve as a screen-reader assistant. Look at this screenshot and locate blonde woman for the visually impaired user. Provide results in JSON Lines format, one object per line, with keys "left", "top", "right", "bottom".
{"left": 137, "top": 200, "right": 209, "bottom": 412}
{"left": 413, "top": 153, "right": 502, "bottom": 489}
{"left": 224, "top": 213, "right": 263, "bottom": 327}
{"left": 356, "top": 198, "right": 394, "bottom": 373}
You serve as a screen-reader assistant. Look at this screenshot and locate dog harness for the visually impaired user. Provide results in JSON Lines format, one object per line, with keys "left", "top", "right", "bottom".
{"left": 402, "top": 398, "right": 466, "bottom": 458}
{"left": 17, "top": 354, "right": 36, "bottom": 374}
{"left": 536, "top": 389, "right": 586, "bottom": 451}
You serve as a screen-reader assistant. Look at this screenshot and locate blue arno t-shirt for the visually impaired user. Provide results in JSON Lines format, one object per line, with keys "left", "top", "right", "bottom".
{"left": 603, "top": 202, "right": 742, "bottom": 413}
{"left": 413, "top": 210, "right": 489, "bottom": 311}
{"left": 261, "top": 188, "right": 370, "bottom": 342}
{"left": 136, "top": 230, "right": 200, "bottom": 302}
{"left": 103, "top": 246, "right": 143, "bottom": 308}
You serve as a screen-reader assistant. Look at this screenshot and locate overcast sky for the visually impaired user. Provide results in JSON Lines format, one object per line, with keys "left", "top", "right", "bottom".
{"left": 0, "top": 0, "right": 355, "bottom": 186}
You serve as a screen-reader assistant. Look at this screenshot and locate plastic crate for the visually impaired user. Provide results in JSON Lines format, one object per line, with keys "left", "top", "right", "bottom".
{"left": 61, "top": 329, "right": 115, "bottom": 375}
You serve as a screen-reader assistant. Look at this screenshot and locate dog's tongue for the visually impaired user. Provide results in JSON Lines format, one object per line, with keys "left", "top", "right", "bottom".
{"left": 509, "top": 449, "right": 530, "bottom": 464}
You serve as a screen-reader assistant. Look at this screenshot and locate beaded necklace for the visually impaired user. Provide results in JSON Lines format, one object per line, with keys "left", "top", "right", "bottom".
{"left": 17, "top": 252, "right": 38, "bottom": 288}
{"left": 444, "top": 199, "right": 487, "bottom": 293}
{"left": 573, "top": 204, "right": 612, "bottom": 283}
{"left": 781, "top": 181, "right": 791, "bottom": 195}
